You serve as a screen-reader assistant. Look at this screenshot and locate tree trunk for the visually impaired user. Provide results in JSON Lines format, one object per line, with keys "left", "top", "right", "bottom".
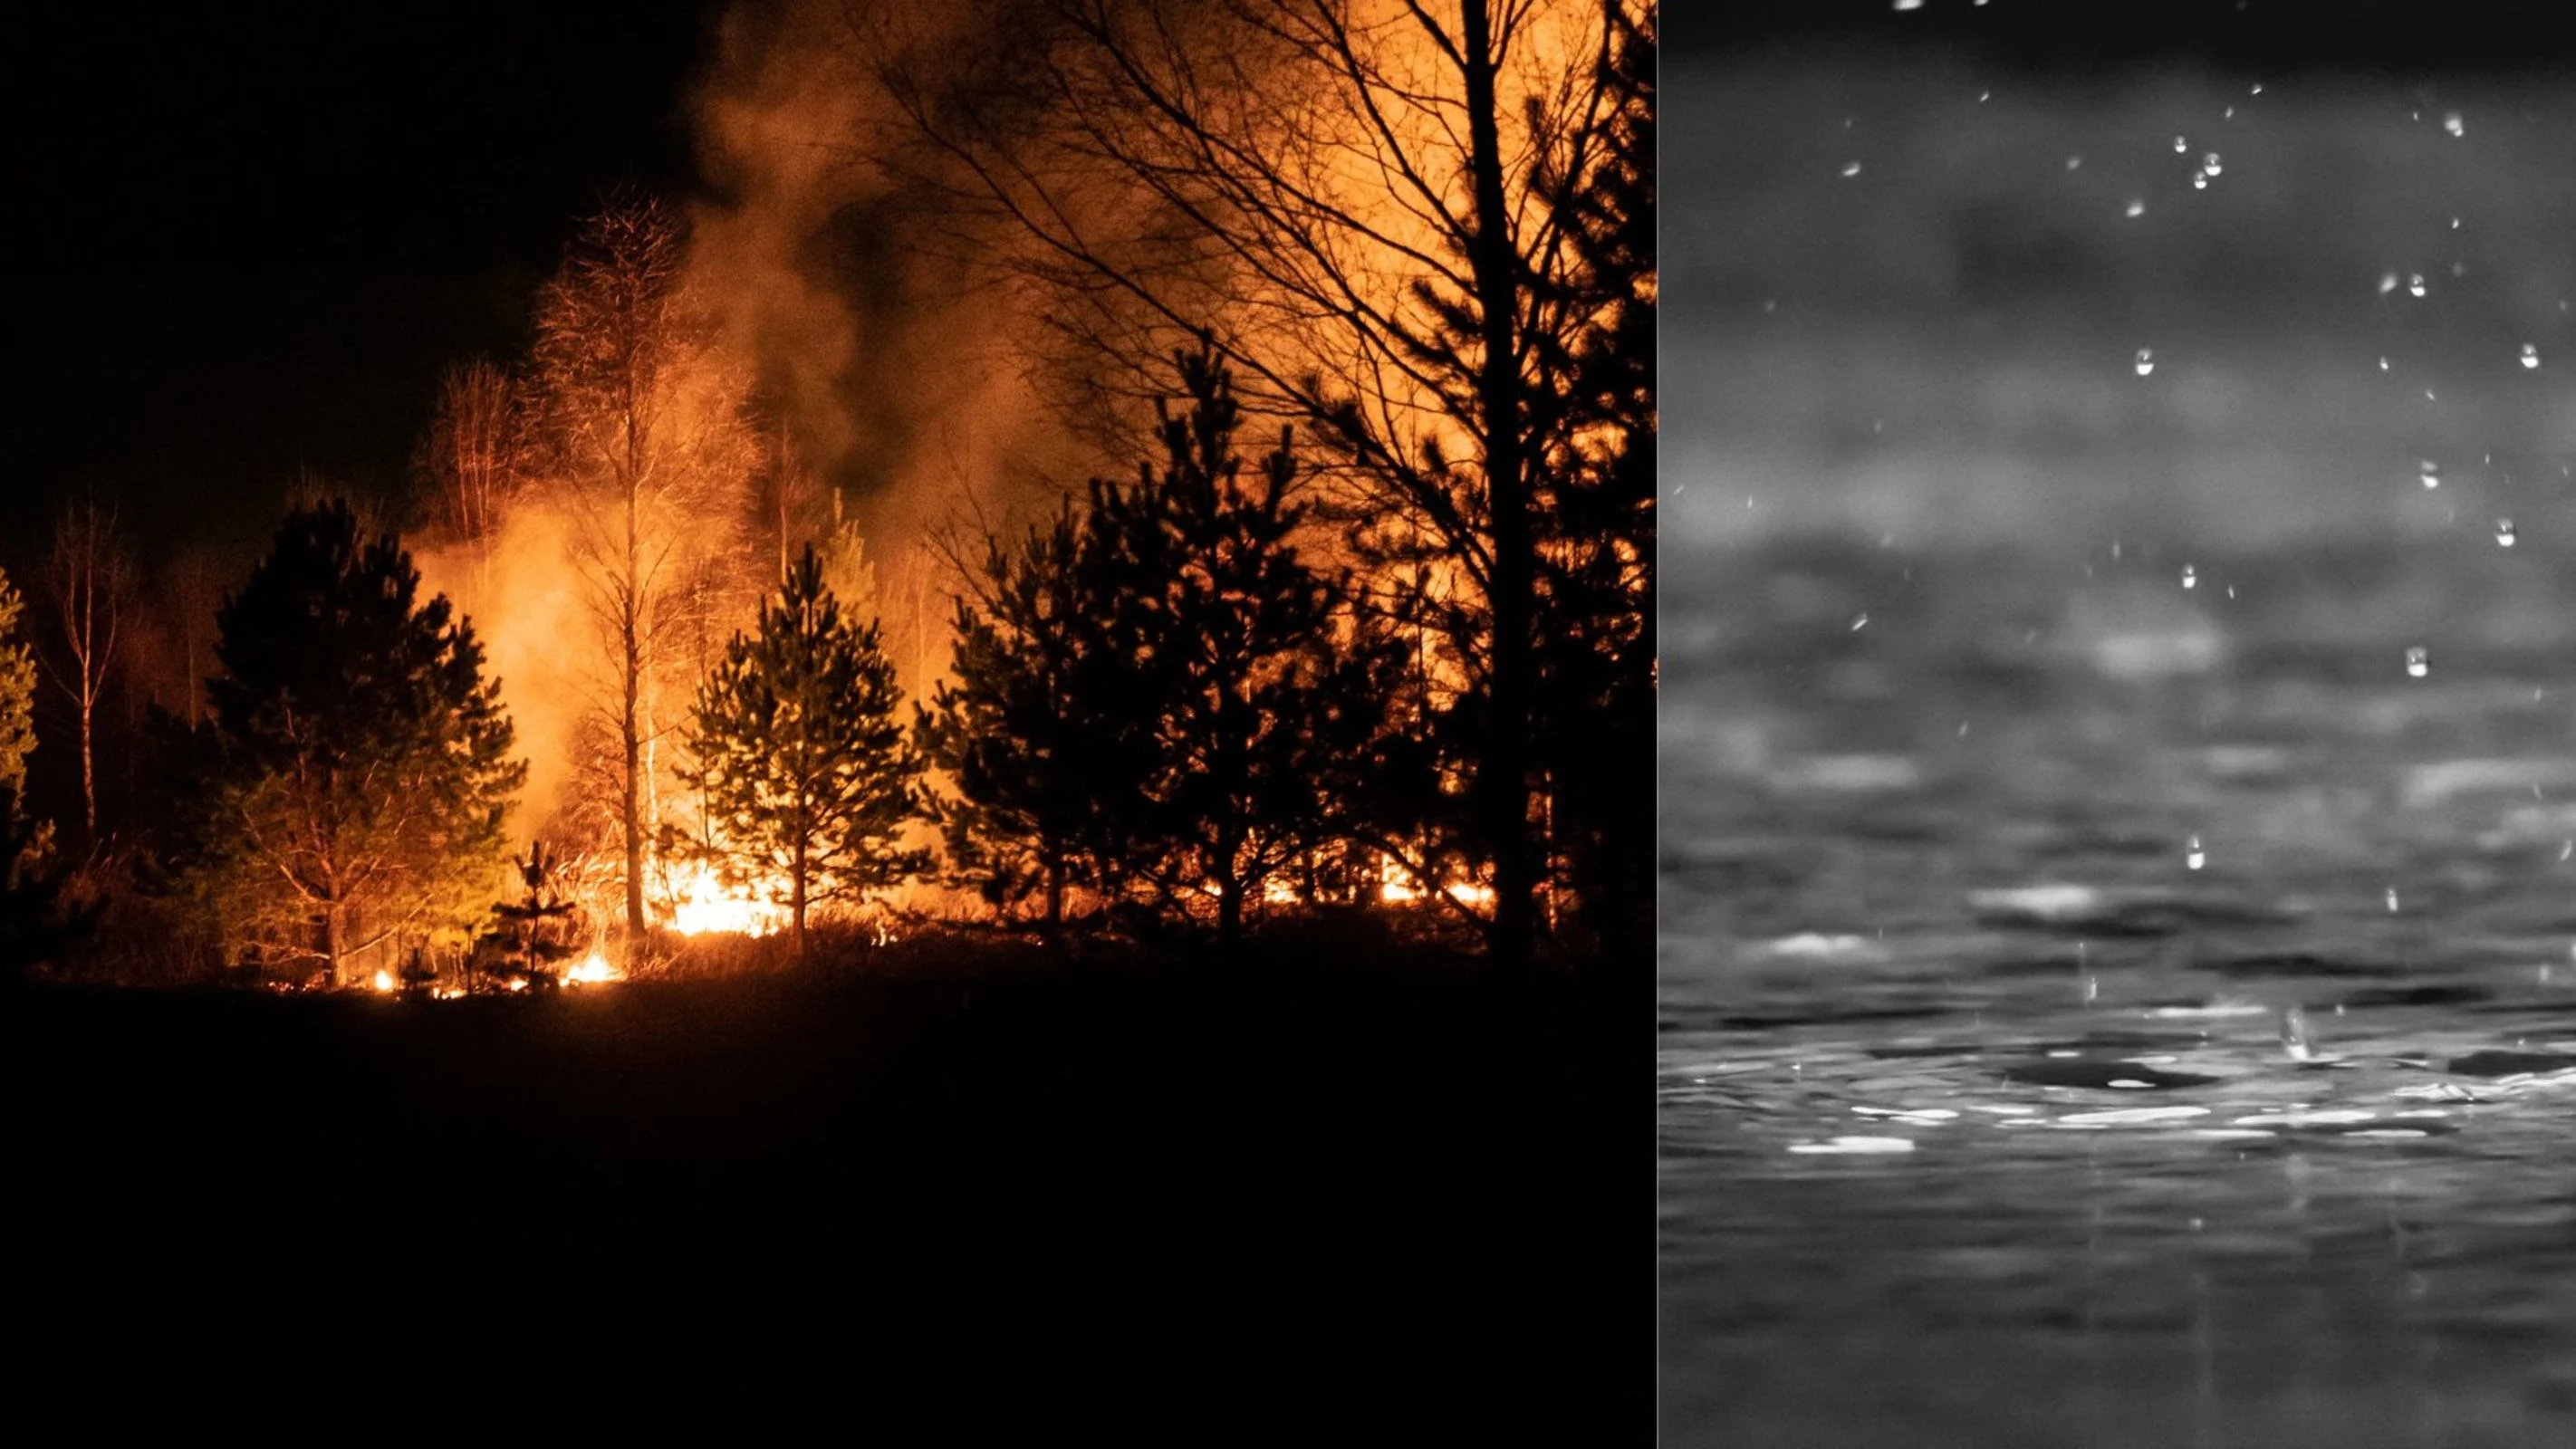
{"left": 1461, "top": 0, "right": 1538, "bottom": 980}
{"left": 792, "top": 845, "right": 811, "bottom": 963}
{"left": 78, "top": 694, "right": 95, "bottom": 843}
{"left": 323, "top": 902, "right": 345, "bottom": 990}
{"left": 1043, "top": 844, "right": 1065, "bottom": 942}
{"left": 621, "top": 482, "right": 649, "bottom": 940}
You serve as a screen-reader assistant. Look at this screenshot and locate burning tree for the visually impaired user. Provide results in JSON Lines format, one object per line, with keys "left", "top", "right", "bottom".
{"left": 529, "top": 198, "right": 761, "bottom": 941}
{"left": 682, "top": 545, "right": 928, "bottom": 958}
{"left": 159, "top": 502, "right": 524, "bottom": 987}
{"left": 865, "top": 0, "right": 1658, "bottom": 973}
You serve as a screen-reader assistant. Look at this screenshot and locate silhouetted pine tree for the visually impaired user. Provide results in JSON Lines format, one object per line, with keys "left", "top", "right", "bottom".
{"left": 1084, "top": 342, "right": 1421, "bottom": 947}
{"left": 476, "top": 840, "right": 582, "bottom": 990}
{"left": 916, "top": 498, "right": 1139, "bottom": 938}
{"left": 683, "top": 545, "right": 928, "bottom": 958}
{"left": 1530, "top": 5, "right": 1655, "bottom": 969}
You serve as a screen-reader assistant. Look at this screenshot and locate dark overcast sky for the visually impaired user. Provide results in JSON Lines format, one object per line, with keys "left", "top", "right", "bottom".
{"left": 5, "top": 1, "right": 2572, "bottom": 562}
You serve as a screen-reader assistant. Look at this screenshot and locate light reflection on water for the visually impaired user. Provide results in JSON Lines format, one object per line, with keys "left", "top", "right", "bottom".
{"left": 1658, "top": 541, "right": 2576, "bottom": 1445}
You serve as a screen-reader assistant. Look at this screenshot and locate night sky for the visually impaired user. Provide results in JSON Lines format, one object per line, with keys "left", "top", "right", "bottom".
{"left": 0, "top": 2, "right": 716, "bottom": 559}
{"left": 6, "top": 0, "right": 2573, "bottom": 566}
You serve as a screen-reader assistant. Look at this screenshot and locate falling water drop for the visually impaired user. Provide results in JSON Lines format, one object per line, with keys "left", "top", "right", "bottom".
{"left": 2408, "top": 273, "right": 2427, "bottom": 298}
{"left": 2522, "top": 343, "right": 2542, "bottom": 369}
{"left": 1894, "top": 0, "right": 1922, "bottom": 10}
{"left": 2134, "top": 348, "right": 2156, "bottom": 377}
{"left": 2187, "top": 836, "right": 2206, "bottom": 870}
{"left": 2497, "top": 518, "right": 2518, "bottom": 547}
{"left": 2125, "top": 198, "right": 2146, "bottom": 218}
{"left": 2419, "top": 461, "right": 2441, "bottom": 489}
{"left": 2386, "top": 887, "right": 2402, "bottom": 913}
{"left": 2405, "top": 646, "right": 2429, "bottom": 678}
{"left": 2173, "top": 134, "right": 2188, "bottom": 152}
{"left": 2379, "top": 356, "right": 2391, "bottom": 370}
{"left": 2180, "top": 563, "right": 2197, "bottom": 589}
{"left": 1850, "top": 613, "right": 1869, "bottom": 631}
{"left": 2444, "top": 111, "right": 2465, "bottom": 138}
{"left": 1841, "top": 160, "right": 1863, "bottom": 178}
{"left": 2065, "top": 154, "right": 2082, "bottom": 170}
{"left": 2192, "top": 173, "right": 2209, "bottom": 191}
{"left": 2378, "top": 273, "right": 2399, "bottom": 295}
{"left": 2202, "top": 151, "right": 2222, "bottom": 175}
{"left": 2224, "top": 106, "right": 2235, "bottom": 119}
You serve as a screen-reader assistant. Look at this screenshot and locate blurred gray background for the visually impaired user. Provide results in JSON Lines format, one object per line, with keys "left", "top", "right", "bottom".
{"left": 1665, "top": 2, "right": 2576, "bottom": 554}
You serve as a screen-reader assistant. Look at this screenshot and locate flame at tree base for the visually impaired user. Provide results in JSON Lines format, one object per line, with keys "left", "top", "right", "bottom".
{"left": 664, "top": 860, "right": 789, "bottom": 938}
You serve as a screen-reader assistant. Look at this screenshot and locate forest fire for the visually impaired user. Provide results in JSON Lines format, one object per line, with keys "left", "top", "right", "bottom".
{"left": 563, "top": 952, "right": 622, "bottom": 984}
{"left": 0, "top": 0, "right": 1648, "bottom": 991}
{"left": 662, "top": 861, "right": 788, "bottom": 938}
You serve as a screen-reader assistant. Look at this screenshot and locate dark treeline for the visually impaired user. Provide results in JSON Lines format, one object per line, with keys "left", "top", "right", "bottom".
{"left": 0, "top": 0, "right": 1653, "bottom": 991}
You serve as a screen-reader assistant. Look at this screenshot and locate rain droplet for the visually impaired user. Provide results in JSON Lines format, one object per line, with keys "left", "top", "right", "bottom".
{"left": 2497, "top": 517, "right": 2517, "bottom": 547}
{"left": 2405, "top": 646, "right": 2429, "bottom": 678}
{"left": 2224, "top": 106, "right": 2235, "bottom": 120}
{"left": 2379, "top": 356, "right": 2390, "bottom": 370}
{"left": 2250, "top": 83, "right": 2263, "bottom": 94}
{"left": 2202, "top": 151, "right": 2222, "bottom": 175}
{"left": 2451, "top": 261, "right": 2466, "bottom": 278}
{"left": 2450, "top": 216, "right": 2462, "bottom": 230}
{"left": 2174, "top": 134, "right": 2188, "bottom": 152}
{"left": 2419, "top": 461, "right": 2441, "bottom": 488}
{"left": 2065, "top": 154, "right": 2082, "bottom": 169}
{"left": 1841, "top": 161, "right": 1862, "bottom": 178}
{"left": 2378, "top": 273, "right": 2399, "bottom": 295}
{"left": 2443, "top": 111, "right": 2465, "bottom": 138}
{"left": 2134, "top": 348, "right": 2156, "bottom": 377}
{"left": 2408, "top": 273, "right": 2427, "bottom": 298}
{"left": 2386, "top": 887, "right": 2402, "bottom": 912}
{"left": 2125, "top": 198, "right": 2146, "bottom": 218}
{"left": 1894, "top": 0, "right": 1922, "bottom": 10}
{"left": 2180, "top": 563, "right": 2197, "bottom": 589}
{"left": 2186, "top": 836, "right": 2206, "bottom": 870}
{"left": 1978, "top": 90, "right": 1990, "bottom": 102}
{"left": 1850, "top": 613, "right": 1869, "bottom": 631}
{"left": 2191, "top": 173, "right": 2209, "bottom": 191}
{"left": 2225, "top": 585, "right": 2236, "bottom": 600}
{"left": 2522, "top": 343, "right": 2541, "bottom": 369}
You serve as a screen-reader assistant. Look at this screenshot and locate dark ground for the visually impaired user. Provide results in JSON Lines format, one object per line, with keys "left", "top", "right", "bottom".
{"left": 6, "top": 945, "right": 1638, "bottom": 1433}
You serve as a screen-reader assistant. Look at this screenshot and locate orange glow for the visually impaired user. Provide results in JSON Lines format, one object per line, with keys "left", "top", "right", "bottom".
{"left": 1377, "top": 854, "right": 1495, "bottom": 909}
{"left": 370, "top": 969, "right": 396, "bottom": 993}
{"left": 564, "top": 951, "right": 622, "bottom": 984}
{"left": 665, "top": 859, "right": 787, "bottom": 937}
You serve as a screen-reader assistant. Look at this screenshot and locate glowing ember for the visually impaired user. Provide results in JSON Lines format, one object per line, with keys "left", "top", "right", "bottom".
{"left": 665, "top": 860, "right": 787, "bottom": 937}
{"left": 563, "top": 952, "right": 622, "bottom": 984}
{"left": 371, "top": 969, "right": 396, "bottom": 993}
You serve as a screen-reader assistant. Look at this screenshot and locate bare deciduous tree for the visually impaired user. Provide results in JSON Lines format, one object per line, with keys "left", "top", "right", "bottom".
{"left": 530, "top": 198, "right": 761, "bottom": 940}
{"left": 416, "top": 357, "right": 526, "bottom": 603}
{"left": 44, "top": 494, "right": 135, "bottom": 844}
